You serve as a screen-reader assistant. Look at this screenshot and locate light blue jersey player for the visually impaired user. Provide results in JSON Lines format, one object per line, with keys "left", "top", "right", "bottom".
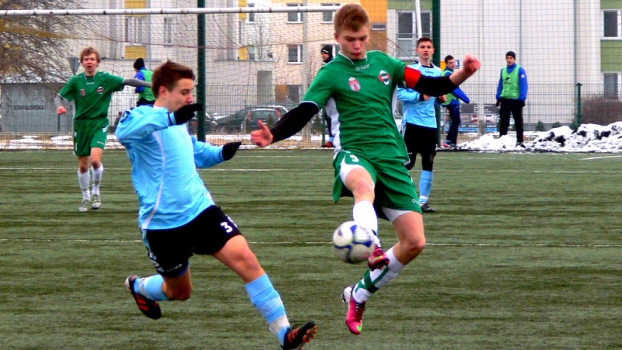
{"left": 116, "top": 104, "right": 221, "bottom": 230}
{"left": 399, "top": 61, "right": 443, "bottom": 129}
{"left": 116, "top": 60, "right": 317, "bottom": 350}
{"left": 397, "top": 37, "right": 444, "bottom": 213}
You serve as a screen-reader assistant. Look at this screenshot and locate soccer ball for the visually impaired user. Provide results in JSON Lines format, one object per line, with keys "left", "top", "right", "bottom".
{"left": 332, "top": 221, "right": 376, "bottom": 264}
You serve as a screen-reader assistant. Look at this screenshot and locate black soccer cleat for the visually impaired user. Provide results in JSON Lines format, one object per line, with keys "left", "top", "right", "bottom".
{"left": 125, "top": 275, "right": 162, "bottom": 320}
{"left": 282, "top": 321, "right": 318, "bottom": 350}
{"left": 421, "top": 203, "right": 436, "bottom": 213}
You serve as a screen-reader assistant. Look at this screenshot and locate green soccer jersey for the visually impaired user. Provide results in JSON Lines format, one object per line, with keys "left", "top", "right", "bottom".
{"left": 59, "top": 72, "right": 125, "bottom": 119}
{"left": 303, "top": 51, "right": 408, "bottom": 161}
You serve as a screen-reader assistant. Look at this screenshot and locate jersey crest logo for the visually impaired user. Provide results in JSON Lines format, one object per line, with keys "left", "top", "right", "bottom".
{"left": 378, "top": 70, "right": 391, "bottom": 85}
{"left": 80, "top": 89, "right": 86, "bottom": 97}
{"left": 348, "top": 77, "right": 361, "bottom": 92}
{"left": 97, "top": 86, "right": 105, "bottom": 94}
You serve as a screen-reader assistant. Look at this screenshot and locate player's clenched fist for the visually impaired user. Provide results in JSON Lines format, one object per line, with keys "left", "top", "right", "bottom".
{"left": 462, "top": 54, "right": 481, "bottom": 75}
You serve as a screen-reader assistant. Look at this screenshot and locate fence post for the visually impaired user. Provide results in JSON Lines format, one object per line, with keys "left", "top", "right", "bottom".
{"left": 321, "top": 111, "right": 326, "bottom": 145}
{"left": 575, "top": 83, "right": 582, "bottom": 127}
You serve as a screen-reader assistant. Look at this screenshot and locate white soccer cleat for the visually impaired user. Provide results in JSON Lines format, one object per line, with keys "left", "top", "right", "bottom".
{"left": 91, "top": 194, "right": 101, "bottom": 209}
{"left": 79, "top": 198, "right": 90, "bottom": 212}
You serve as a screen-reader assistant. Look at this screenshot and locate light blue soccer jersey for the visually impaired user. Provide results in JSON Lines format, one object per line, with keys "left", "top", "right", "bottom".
{"left": 115, "top": 105, "right": 226, "bottom": 230}
{"left": 397, "top": 62, "right": 442, "bottom": 128}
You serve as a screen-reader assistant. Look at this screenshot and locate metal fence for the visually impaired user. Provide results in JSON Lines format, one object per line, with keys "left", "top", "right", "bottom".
{"left": 1, "top": 82, "right": 619, "bottom": 150}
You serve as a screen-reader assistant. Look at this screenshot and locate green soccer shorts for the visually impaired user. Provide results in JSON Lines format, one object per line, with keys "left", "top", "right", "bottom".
{"left": 332, "top": 150, "right": 422, "bottom": 215}
{"left": 73, "top": 117, "right": 109, "bottom": 157}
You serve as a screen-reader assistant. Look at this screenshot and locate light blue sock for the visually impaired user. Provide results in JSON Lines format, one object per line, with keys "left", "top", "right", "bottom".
{"left": 133, "top": 275, "right": 169, "bottom": 301}
{"left": 419, "top": 170, "right": 434, "bottom": 204}
{"left": 246, "top": 274, "right": 290, "bottom": 345}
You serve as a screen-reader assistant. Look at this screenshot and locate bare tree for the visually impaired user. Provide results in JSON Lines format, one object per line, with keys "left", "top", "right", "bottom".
{"left": 246, "top": 13, "right": 272, "bottom": 61}
{"left": 0, "top": 0, "right": 83, "bottom": 83}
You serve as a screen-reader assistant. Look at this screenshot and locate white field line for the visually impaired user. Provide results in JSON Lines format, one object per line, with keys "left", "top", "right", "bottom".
{"left": 0, "top": 238, "right": 620, "bottom": 248}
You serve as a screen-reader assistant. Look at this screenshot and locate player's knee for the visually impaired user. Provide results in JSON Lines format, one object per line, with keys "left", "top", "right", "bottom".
{"left": 351, "top": 177, "right": 375, "bottom": 196}
{"left": 169, "top": 288, "right": 192, "bottom": 301}
{"left": 243, "top": 254, "right": 263, "bottom": 273}
{"left": 164, "top": 283, "right": 193, "bottom": 301}
{"left": 403, "top": 234, "right": 426, "bottom": 256}
{"left": 91, "top": 160, "right": 102, "bottom": 169}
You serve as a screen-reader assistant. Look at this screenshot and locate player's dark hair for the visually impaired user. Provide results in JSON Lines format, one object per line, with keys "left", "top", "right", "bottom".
{"left": 80, "top": 46, "right": 101, "bottom": 63}
{"left": 152, "top": 60, "right": 195, "bottom": 98}
{"left": 417, "top": 37, "right": 433, "bottom": 47}
{"left": 334, "top": 4, "right": 370, "bottom": 34}
{"left": 444, "top": 55, "right": 454, "bottom": 64}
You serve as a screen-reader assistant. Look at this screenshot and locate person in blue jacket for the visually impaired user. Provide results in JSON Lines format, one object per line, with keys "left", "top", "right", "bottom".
{"left": 397, "top": 37, "right": 446, "bottom": 213}
{"left": 116, "top": 60, "right": 317, "bottom": 350}
{"left": 496, "top": 51, "right": 528, "bottom": 147}
{"left": 441, "top": 55, "right": 470, "bottom": 148}
{"left": 132, "top": 58, "right": 155, "bottom": 106}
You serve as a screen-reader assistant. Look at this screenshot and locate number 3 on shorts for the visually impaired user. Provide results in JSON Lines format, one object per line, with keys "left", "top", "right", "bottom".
{"left": 220, "top": 221, "right": 234, "bottom": 233}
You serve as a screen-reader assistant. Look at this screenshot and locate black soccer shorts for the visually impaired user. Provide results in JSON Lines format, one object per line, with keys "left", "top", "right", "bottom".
{"left": 143, "top": 206, "right": 242, "bottom": 277}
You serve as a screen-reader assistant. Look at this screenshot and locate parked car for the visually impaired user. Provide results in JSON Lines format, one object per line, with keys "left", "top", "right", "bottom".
{"left": 188, "top": 112, "right": 219, "bottom": 134}
{"left": 217, "top": 106, "right": 286, "bottom": 133}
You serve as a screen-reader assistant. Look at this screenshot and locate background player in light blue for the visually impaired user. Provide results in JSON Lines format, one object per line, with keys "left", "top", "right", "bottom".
{"left": 116, "top": 60, "right": 316, "bottom": 350}
{"left": 397, "top": 37, "right": 446, "bottom": 213}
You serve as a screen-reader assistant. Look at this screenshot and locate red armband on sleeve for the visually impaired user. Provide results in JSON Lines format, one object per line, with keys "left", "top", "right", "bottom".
{"left": 404, "top": 67, "right": 422, "bottom": 89}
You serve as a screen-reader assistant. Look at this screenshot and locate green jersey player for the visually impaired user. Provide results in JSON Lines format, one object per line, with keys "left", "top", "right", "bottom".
{"left": 55, "top": 46, "right": 151, "bottom": 212}
{"left": 251, "top": 4, "right": 481, "bottom": 336}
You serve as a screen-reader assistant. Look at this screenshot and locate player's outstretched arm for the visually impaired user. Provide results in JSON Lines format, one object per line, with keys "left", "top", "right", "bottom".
{"left": 448, "top": 54, "right": 481, "bottom": 86}
{"left": 251, "top": 120, "right": 274, "bottom": 147}
{"left": 54, "top": 94, "right": 67, "bottom": 115}
{"left": 251, "top": 102, "right": 319, "bottom": 147}
{"left": 123, "top": 78, "right": 152, "bottom": 88}
{"left": 405, "top": 54, "right": 481, "bottom": 97}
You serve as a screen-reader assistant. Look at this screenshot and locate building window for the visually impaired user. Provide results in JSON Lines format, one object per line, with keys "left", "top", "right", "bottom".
{"left": 164, "top": 17, "right": 173, "bottom": 44}
{"left": 288, "top": 4, "right": 303, "bottom": 23}
{"left": 287, "top": 85, "right": 302, "bottom": 104}
{"left": 396, "top": 11, "right": 432, "bottom": 59}
{"left": 248, "top": 3, "right": 255, "bottom": 23}
{"left": 322, "top": 3, "right": 339, "bottom": 23}
{"left": 372, "top": 23, "right": 387, "bottom": 31}
{"left": 420, "top": 12, "right": 432, "bottom": 38}
{"left": 125, "top": 17, "right": 144, "bottom": 44}
{"left": 248, "top": 46, "right": 256, "bottom": 61}
{"left": 604, "top": 73, "right": 618, "bottom": 99}
{"left": 288, "top": 44, "right": 303, "bottom": 63}
{"left": 604, "top": 10, "right": 620, "bottom": 38}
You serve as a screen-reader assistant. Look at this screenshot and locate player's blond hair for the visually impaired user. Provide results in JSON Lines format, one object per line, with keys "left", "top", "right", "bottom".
{"left": 79, "top": 46, "right": 101, "bottom": 63}
{"left": 334, "top": 4, "right": 370, "bottom": 34}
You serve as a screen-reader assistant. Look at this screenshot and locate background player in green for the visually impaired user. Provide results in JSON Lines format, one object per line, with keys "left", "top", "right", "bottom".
{"left": 55, "top": 46, "right": 151, "bottom": 212}
{"left": 251, "top": 3, "right": 481, "bottom": 336}
{"left": 132, "top": 57, "right": 156, "bottom": 106}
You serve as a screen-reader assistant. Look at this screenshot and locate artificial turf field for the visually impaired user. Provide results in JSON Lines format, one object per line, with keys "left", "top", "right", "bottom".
{"left": 0, "top": 149, "right": 621, "bottom": 349}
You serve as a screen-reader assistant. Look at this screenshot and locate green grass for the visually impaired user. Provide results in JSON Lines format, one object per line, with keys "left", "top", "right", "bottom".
{"left": 1, "top": 150, "right": 621, "bottom": 349}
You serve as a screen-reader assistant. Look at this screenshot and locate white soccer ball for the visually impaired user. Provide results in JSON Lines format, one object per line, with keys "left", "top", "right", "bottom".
{"left": 332, "top": 221, "right": 376, "bottom": 264}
